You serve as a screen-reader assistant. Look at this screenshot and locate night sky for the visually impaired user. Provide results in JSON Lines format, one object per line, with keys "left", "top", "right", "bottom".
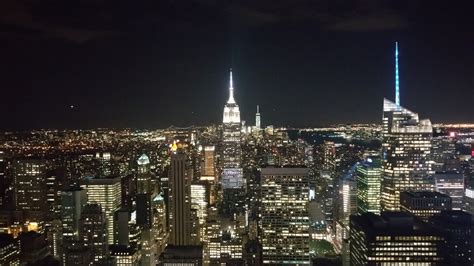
{"left": 1, "top": 0, "right": 473, "bottom": 130}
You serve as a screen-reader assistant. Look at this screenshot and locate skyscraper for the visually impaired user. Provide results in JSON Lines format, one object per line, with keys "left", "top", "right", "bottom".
{"left": 79, "top": 203, "right": 107, "bottom": 263}
{"left": 168, "top": 151, "right": 193, "bottom": 246}
{"left": 356, "top": 157, "right": 382, "bottom": 214}
{"left": 137, "top": 154, "right": 152, "bottom": 194}
{"left": 202, "top": 146, "right": 216, "bottom": 178}
{"left": 60, "top": 187, "right": 88, "bottom": 243}
{"left": 136, "top": 154, "right": 154, "bottom": 229}
{"left": 429, "top": 210, "right": 473, "bottom": 265}
{"left": 399, "top": 191, "right": 452, "bottom": 221}
{"left": 82, "top": 177, "right": 121, "bottom": 245}
{"left": 381, "top": 43, "right": 434, "bottom": 211}
{"left": 221, "top": 69, "right": 244, "bottom": 189}
{"left": 350, "top": 212, "right": 446, "bottom": 265}
{"left": 434, "top": 171, "right": 464, "bottom": 210}
{"left": 13, "top": 159, "right": 48, "bottom": 230}
{"left": 255, "top": 105, "right": 261, "bottom": 129}
{"left": 260, "top": 167, "right": 310, "bottom": 265}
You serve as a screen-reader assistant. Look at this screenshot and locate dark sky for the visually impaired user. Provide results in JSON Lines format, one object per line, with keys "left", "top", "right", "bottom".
{"left": 1, "top": 0, "right": 473, "bottom": 130}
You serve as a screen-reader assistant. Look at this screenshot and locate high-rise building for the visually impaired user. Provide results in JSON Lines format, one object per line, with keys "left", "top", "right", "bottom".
{"left": 350, "top": 212, "right": 446, "bottom": 265}
{"left": 381, "top": 44, "right": 433, "bottom": 211}
{"left": 137, "top": 154, "right": 152, "bottom": 194}
{"left": 191, "top": 182, "right": 207, "bottom": 241}
{"left": 80, "top": 203, "right": 108, "bottom": 263}
{"left": 13, "top": 159, "right": 48, "bottom": 229}
{"left": 18, "top": 231, "right": 50, "bottom": 265}
{"left": 429, "top": 210, "right": 472, "bottom": 265}
{"left": 221, "top": 70, "right": 244, "bottom": 189}
{"left": 152, "top": 194, "right": 168, "bottom": 259}
{"left": 63, "top": 241, "right": 92, "bottom": 266}
{"left": 45, "top": 170, "right": 62, "bottom": 219}
{"left": 336, "top": 173, "right": 357, "bottom": 248}
{"left": 0, "top": 151, "right": 9, "bottom": 210}
{"left": 434, "top": 171, "right": 464, "bottom": 210}
{"left": 260, "top": 167, "right": 310, "bottom": 265}
{"left": 60, "top": 187, "right": 88, "bottom": 242}
{"left": 202, "top": 146, "right": 216, "bottom": 178}
{"left": 158, "top": 245, "right": 203, "bottom": 266}
{"left": 0, "top": 233, "right": 19, "bottom": 265}
{"left": 82, "top": 177, "right": 121, "bottom": 245}
{"left": 464, "top": 187, "right": 474, "bottom": 214}
{"left": 121, "top": 174, "right": 135, "bottom": 210}
{"left": 95, "top": 152, "right": 112, "bottom": 177}
{"left": 109, "top": 244, "right": 142, "bottom": 265}
{"left": 168, "top": 151, "right": 193, "bottom": 246}
{"left": 255, "top": 105, "right": 261, "bottom": 129}
{"left": 356, "top": 158, "right": 382, "bottom": 214}
{"left": 356, "top": 157, "right": 382, "bottom": 214}
{"left": 399, "top": 191, "right": 452, "bottom": 221}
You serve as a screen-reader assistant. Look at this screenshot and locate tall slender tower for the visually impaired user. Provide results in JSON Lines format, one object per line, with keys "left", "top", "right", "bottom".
{"left": 221, "top": 69, "right": 244, "bottom": 189}
{"left": 168, "top": 151, "right": 193, "bottom": 246}
{"left": 381, "top": 43, "right": 434, "bottom": 211}
{"left": 255, "top": 105, "right": 261, "bottom": 129}
{"left": 395, "top": 41, "right": 400, "bottom": 107}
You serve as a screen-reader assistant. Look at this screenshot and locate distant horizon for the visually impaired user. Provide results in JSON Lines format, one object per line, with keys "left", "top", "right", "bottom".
{"left": 2, "top": 121, "right": 474, "bottom": 133}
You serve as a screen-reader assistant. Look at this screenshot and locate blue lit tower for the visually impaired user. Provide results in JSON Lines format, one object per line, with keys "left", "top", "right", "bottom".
{"left": 395, "top": 41, "right": 400, "bottom": 107}
{"left": 381, "top": 43, "right": 434, "bottom": 211}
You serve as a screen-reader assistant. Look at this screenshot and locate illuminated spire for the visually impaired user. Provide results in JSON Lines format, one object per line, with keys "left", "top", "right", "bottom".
{"left": 227, "top": 69, "right": 236, "bottom": 104}
{"left": 395, "top": 42, "right": 400, "bottom": 107}
{"left": 256, "top": 105, "right": 261, "bottom": 129}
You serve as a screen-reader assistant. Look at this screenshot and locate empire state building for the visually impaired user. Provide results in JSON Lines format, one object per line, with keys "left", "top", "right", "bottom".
{"left": 221, "top": 70, "right": 244, "bottom": 189}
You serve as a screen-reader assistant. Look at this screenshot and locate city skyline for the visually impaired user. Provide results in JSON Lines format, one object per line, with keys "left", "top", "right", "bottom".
{"left": 1, "top": 1, "right": 473, "bottom": 130}
{"left": 2, "top": 2, "right": 474, "bottom": 265}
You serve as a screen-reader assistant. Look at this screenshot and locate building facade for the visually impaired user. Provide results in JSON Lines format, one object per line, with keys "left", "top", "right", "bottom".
{"left": 260, "top": 167, "right": 310, "bottom": 265}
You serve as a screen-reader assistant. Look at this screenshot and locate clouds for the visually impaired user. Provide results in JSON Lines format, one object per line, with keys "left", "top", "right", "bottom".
{"left": 325, "top": 14, "right": 406, "bottom": 32}
{"left": 0, "top": 0, "right": 118, "bottom": 43}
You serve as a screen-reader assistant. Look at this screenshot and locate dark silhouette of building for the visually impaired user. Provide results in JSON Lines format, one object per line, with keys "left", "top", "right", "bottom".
{"left": 429, "top": 210, "right": 473, "bottom": 265}
{"left": 400, "top": 191, "right": 451, "bottom": 221}
{"left": 350, "top": 212, "right": 445, "bottom": 265}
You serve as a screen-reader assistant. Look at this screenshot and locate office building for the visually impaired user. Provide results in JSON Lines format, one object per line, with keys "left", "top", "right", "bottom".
{"left": 381, "top": 43, "right": 434, "bottom": 211}
{"left": 350, "top": 212, "right": 445, "bottom": 265}
{"left": 260, "top": 167, "right": 310, "bottom": 265}
{"left": 18, "top": 231, "right": 50, "bottom": 265}
{"left": 137, "top": 154, "right": 152, "bottom": 194}
{"left": 109, "top": 245, "right": 142, "bottom": 265}
{"left": 191, "top": 182, "right": 207, "bottom": 241}
{"left": 82, "top": 176, "right": 121, "bottom": 244}
{"left": 121, "top": 174, "right": 135, "bottom": 210}
{"left": 60, "top": 187, "right": 87, "bottom": 242}
{"left": 0, "top": 233, "right": 19, "bottom": 265}
{"left": 158, "top": 245, "right": 203, "bottom": 266}
{"left": 356, "top": 157, "right": 382, "bottom": 214}
{"left": 434, "top": 171, "right": 464, "bottom": 210}
{"left": 95, "top": 152, "right": 112, "bottom": 177}
{"left": 464, "top": 187, "right": 474, "bottom": 214}
{"left": 400, "top": 191, "right": 452, "bottom": 221}
{"left": 168, "top": 151, "right": 193, "bottom": 246}
{"left": 202, "top": 146, "right": 216, "bottom": 178}
{"left": 429, "top": 210, "right": 472, "bottom": 265}
{"left": 80, "top": 203, "right": 108, "bottom": 263}
{"left": 13, "top": 159, "right": 48, "bottom": 229}
{"left": 63, "top": 241, "right": 92, "bottom": 266}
